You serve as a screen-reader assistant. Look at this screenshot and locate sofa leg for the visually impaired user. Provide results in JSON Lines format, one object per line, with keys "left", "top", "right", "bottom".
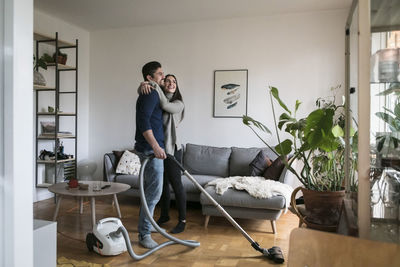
{"left": 204, "top": 215, "right": 210, "bottom": 228}
{"left": 270, "top": 220, "right": 277, "bottom": 234}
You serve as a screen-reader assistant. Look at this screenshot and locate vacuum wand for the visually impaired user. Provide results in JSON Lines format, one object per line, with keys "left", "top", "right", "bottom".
{"left": 164, "top": 154, "right": 284, "bottom": 264}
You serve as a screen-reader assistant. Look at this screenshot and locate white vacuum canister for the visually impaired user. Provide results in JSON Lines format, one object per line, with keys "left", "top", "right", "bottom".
{"left": 86, "top": 218, "right": 127, "bottom": 256}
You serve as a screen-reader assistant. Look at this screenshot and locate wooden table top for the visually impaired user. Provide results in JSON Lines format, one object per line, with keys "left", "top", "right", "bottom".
{"left": 48, "top": 181, "right": 130, "bottom": 197}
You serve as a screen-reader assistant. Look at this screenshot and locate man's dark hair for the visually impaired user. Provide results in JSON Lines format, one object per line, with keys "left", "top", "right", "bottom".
{"left": 142, "top": 61, "right": 161, "bottom": 81}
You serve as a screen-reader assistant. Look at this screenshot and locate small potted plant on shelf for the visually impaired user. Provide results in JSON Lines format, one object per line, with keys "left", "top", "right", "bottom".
{"left": 243, "top": 86, "right": 357, "bottom": 231}
{"left": 53, "top": 50, "right": 68, "bottom": 65}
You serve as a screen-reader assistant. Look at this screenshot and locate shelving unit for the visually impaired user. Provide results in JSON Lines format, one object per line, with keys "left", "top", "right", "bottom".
{"left": 34, "top": 32, "right": 79, "bottom": 188}
{"left": 345, "top": 0, "right": 400, "bottom": 242}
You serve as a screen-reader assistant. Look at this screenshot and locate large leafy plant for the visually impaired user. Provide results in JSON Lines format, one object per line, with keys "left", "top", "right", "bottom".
{"left": 375, "top": 83, "right": 400, "bottom": 152}
{"left": 243, "top": 86, "right": 356, "bottom": 191}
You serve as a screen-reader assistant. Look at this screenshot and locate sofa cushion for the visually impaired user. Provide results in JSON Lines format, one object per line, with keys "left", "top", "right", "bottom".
{"left": 200, "top": 185, "right": 286, "bottom": 210}
{"left": 115, "top": 174, "right": 137, "bottom": 188}
{"left": 263, "top": 156, "right": 286, "bottom": 181}
{"left": 183, "top": 144, "right": 231, "bottom": 177}
{"left": 249, "top": 150, "right": 272, "bottom": 176}
{"left": 115, "top": 173, "right": 218, "bottom": 194}
{"left": 113, "top": 149, "right": 136, "bottom": 162}
{"left": 262, "top": 148, "right": 280, "bottom": 161}
{"left": 181, "top": 174, "right": 221, "bottom": 193}
{"left": 229, "top": 147, "right": 262, "bottom": 176}
{"left": 115, "top": 150, "right": 141, "bottom": 175}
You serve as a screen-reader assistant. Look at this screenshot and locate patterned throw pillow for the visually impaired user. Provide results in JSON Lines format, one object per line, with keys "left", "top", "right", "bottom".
{"left": 263, "top": 156, "right": 286, "bottom": 181}
{"left": 116, "top": 150, "right": 141, "bottom": 175}
{"left": 249, "top": 150, "right": 272, "bottom": 176}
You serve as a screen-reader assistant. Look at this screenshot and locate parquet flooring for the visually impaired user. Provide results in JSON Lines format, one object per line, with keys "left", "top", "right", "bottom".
{"left": 33, "top": 195, "right": 299, "bottom": 266}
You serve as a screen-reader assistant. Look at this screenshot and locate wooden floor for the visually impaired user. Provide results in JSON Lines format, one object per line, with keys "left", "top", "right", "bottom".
{"left": 34, "top": 195, "right": 299, "bottom": 266}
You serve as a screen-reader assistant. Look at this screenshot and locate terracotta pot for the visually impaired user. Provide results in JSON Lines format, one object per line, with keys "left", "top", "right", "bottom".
{"left": 54, "top": 55, "right": 67, "bottom": 65}
{"left": 291, "top": 187, "right": 345, "bottom": 232}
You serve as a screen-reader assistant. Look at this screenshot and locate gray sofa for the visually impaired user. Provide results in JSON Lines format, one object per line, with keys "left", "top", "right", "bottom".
{"left": 104, "top": 143, "right": 296, "bottom": 234}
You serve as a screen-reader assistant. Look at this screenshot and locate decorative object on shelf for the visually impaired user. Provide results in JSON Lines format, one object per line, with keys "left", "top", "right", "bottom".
{"left": 373, "top": 48, "right": 399, "bottom": 83}
{"left": 53, "top": 50, "right": 68, "bottom": 65}
{"left": 40, "top": 121, "right": 56, "bottom": 135}
{"left": 371, "top": 48, "right": 400, "bottom": 83}
{"left": 45, "top": 163, "right": 64, "bottom": 184}
{"left": 47, "top": 106, "right": 55, "bottom": 113}
{"left": 33, "top": 55, "right": 47, "bottom": 86}
{"left": 38, "top": 146, "right": 73, "bottom": 161}
{"left": 77, "top": 159, "right": 97, "bottom": 181}
{"left": 39, "top": 149, "right": 55, "bottom": 160}
{"left": 243, "top": 85, "right": 357, "bottom": 231}
{"left": 213, "top": 69, "right": 248, "bottom": 118}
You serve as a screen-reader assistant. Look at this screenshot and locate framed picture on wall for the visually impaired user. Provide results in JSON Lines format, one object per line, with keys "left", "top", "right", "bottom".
{"left": 213, "top": 69, "right": 248, "bottom": 118}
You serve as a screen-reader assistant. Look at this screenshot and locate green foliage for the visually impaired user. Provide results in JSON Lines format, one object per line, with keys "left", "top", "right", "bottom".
{"left": 33, "top": 52, "right": 55, "bottom": 70}
{"left": 270, "top": 87, "right": 291, "bottom": 114}
{"left": 275, "top": 139, "right": 292, "bottom": 156}
{"left": 33, "top": 55, "right": 48, "bottom": 70}
{"left": 41, "top": 53, "right": 54, "bottom": 63}
{"left": 243, "top": 86, "right": 357, "bottom": 191}
{"left": 375, "top": 101, "right": 400, "bottom": 152}
{"left": 242, "top": 115, "right": 271, "bottom": 134}
{"left": 376, "top": 83, "right": 400, "bottom": 96}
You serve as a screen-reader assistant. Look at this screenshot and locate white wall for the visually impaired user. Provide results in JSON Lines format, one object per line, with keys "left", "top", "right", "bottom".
{"left": 89, "top": 10, "right": 347, "bottom": 178}
{"left": 0, "top": 0, "right": 4, "bottom": 263}
{"left": 3, "top": 0, "right": 34, "bottom": 265}
{"left": 34, "top": 10, "right": 90, "bottom": 201}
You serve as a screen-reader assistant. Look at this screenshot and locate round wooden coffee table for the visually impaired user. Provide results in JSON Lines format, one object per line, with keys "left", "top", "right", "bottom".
{"left": 48, "top": 181, "right": 130, "bottom": 227}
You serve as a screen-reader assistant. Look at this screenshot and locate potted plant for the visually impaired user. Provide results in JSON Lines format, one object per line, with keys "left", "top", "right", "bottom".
{"left": 53, "top": 50, "right": 68, "bottom": 65}
{"left": 243, "top": 86, "right": 357, "bottom": 231}
{"left": 373, "top": 83, "right": 400, "bottom": 169}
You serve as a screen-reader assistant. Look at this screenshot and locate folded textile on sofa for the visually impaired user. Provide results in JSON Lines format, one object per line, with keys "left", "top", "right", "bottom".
{"left": 207, "top": 176, "right": 293, "bottom": 208}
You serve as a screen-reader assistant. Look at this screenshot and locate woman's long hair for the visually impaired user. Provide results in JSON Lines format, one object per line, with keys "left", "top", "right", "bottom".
{"left": 165, "top": 74, "right": 184, "bottom": 121}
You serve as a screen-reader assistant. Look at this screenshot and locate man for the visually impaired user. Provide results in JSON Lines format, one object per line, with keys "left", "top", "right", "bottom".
{"left": 135, "top": 61, "right": 166, "bottom": 248}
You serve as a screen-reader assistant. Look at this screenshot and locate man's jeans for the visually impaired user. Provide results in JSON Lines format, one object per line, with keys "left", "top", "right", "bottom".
{"left": 137, "top": 150, "right": 164, "bottom": 238}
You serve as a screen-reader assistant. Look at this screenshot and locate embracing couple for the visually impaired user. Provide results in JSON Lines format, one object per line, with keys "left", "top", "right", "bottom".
{"left": 134, "top": 61, "right": 186, "bottom": 249}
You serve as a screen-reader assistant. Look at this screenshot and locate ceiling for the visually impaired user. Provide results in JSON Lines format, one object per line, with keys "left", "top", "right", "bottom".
{"left": 35, "top": 0, "right": 352, "bottom": 31}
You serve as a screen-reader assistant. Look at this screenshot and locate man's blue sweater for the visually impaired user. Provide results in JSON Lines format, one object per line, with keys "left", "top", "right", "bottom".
{"left": 134, "top": 90, "right": 164, "bottom": 152}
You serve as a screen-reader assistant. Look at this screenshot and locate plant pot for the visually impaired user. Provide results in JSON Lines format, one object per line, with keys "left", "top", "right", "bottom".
{"left": 53, "top": 54, "right": 67, "bottom": 65}
{"left": 290, "top": 187, "right": 345, "bottom": 232}
{"left": 54, "top": 55, "right": 67, "bottom": 65}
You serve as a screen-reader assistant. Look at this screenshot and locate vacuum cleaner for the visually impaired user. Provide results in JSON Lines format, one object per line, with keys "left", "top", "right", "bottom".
{"left": 86, "top": 154, "right": 284, "bottom": 263}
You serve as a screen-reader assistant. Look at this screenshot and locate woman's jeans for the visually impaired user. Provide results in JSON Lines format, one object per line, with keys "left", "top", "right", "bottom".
{"left": 159, "top": 149, "right": 186, "bottom": 221}
{"left": 137, "top": 150, "right": 164, "bottom": 238}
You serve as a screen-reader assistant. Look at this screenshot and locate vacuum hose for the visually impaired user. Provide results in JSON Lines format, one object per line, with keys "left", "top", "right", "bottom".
{"left": 110, "top": 153, "right": 283, "bottom": 263}
{"left": 113, "top": 154, "right": 200, "bottom": 260}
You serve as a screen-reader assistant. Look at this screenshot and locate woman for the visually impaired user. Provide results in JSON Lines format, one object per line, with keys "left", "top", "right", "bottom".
{"left": 139, "top": 74, "right": 186, "bottom": 233}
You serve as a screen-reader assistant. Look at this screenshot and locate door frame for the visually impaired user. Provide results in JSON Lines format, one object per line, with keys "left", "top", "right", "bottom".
{"left": 2, "top": 0, "right": 34, "bottom": 266}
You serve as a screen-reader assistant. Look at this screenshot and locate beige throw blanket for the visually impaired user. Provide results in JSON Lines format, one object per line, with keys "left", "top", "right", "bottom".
{"left": 207, "top": 176, "right": 293, "bottom": 208}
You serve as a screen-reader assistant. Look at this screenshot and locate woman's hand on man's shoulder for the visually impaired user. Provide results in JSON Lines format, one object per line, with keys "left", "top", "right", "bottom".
{"left": 139, "top": 81, "right": 155, "bottom": 95}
